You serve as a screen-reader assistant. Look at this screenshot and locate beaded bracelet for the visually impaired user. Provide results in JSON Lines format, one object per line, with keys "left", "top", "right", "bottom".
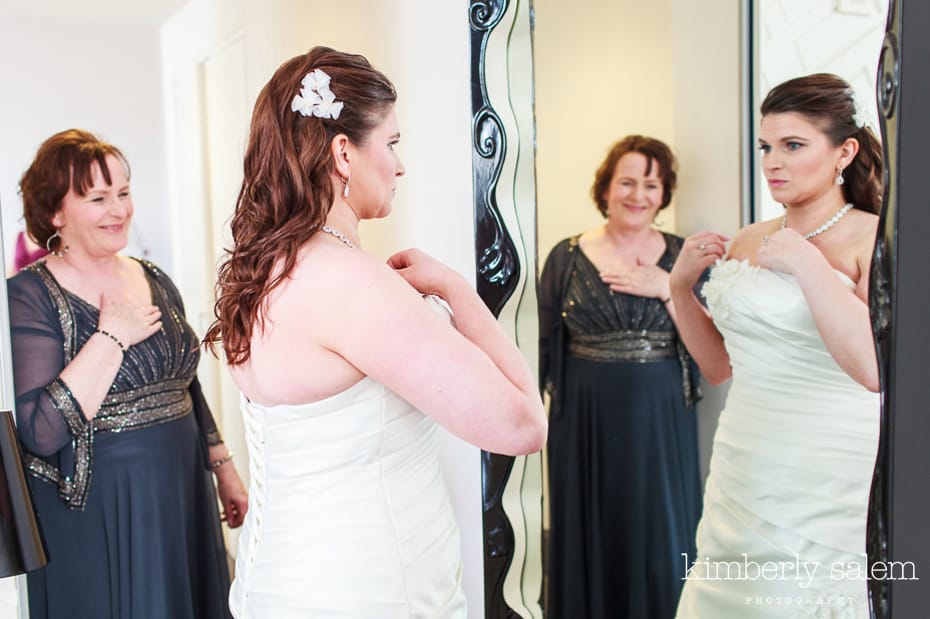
{"left": 211, "top": 451, "right": 234, "bottom": 470}
{"left": 94, "top": 328, "right": 126, "bottom": 354}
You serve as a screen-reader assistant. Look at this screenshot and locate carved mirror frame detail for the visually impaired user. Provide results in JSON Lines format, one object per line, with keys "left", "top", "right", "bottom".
{"left": 469, "top": 1, "right": 543, "bottom": 617}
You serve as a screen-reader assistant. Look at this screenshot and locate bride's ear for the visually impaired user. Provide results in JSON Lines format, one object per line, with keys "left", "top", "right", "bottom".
{"left": 839, "top": 137, "right": 859, "bottom": 169}
{"left": 330, "top": 134, "right": 352, "bottom": 179}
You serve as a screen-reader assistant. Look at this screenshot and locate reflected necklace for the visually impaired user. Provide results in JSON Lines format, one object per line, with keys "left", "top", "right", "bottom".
{"left": 321, "top": 225, "right": 356, "bottom": 249}
{"left": 782, "top": 203, "right": 853, "bottom": 240}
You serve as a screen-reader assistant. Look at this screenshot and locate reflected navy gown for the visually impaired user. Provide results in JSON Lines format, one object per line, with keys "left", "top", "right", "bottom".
{"left": 7, "top": 259, "right": 232, "bottom": 619}
{"left": 539, "top": 234, "right": 702, "bottom": 619}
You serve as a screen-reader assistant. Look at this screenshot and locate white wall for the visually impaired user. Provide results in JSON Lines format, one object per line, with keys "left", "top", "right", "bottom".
{"left": 533, "top": 0, "right": 677, "bottom": 263}
{"left": 669, "top": 0, "right": 745, "bottom": 480}
{"left": 754, "top": 0, "right": 888, "bottom": 221}
{"left": 670, "top": 0, "right": 745, "bottom": 237}
{"left": 0, "top": 15, "right": 172, "bottom": 273}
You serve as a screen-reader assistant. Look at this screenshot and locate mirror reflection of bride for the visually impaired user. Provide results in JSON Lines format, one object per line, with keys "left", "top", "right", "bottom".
{"left": 672, "top": 73, "right": 882, "bottom": 617}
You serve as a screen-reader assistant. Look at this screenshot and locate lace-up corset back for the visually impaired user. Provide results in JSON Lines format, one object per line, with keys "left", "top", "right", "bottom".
{"left": 229, "top": 376, "right": 466, "bottom": 618}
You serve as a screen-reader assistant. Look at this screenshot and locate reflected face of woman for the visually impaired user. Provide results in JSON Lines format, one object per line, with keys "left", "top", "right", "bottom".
{"left": 51, "top": 155, "right": 133, "bottom": 258}
{"left": 350, "top": 107, "right": 406, "bottom": 219}
{"left": 602, "top": 152, "right": 664, "bottom": 228}
{"left": 758, "top": 112, "right": 844, "bottom": 208}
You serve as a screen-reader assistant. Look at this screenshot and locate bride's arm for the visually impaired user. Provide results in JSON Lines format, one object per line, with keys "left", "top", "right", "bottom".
{"left": 793, "top": 257, "right": 877, "bottom": 392}
{"left": 669, "top": 231, "right": 732, "bottom": 384}
{"left": 757, "top": 219, "right": 879, "bottom": 392}
{"left": 306, "top": 248, "right": 547, "bottom": 456}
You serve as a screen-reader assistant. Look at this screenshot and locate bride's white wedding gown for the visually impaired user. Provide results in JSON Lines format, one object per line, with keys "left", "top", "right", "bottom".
{"left": 228, "top": 374, "right": 467, "bottom": 618}
{"left": 676, "top": 260, "right": 880, "bottom": 618}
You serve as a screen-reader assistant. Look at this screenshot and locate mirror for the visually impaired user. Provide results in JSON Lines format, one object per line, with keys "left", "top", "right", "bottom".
{"left": 510, "top": 0, "right": 890, "bottom": 615}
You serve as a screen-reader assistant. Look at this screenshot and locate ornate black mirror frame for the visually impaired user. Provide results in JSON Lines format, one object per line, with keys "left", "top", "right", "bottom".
{"left": 868, "top": 0, "right": 930, "bottom": 616}
{"left": 469, "top": 1, "right": 520, "bottom": 614}
{"left": 469, "top": 1, "right": 542, "bottom": 617}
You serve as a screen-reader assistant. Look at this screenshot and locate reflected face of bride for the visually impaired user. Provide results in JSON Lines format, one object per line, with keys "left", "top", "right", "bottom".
{"left": 602, "top": 152, "right": 664, "bottom": 230}
{"left": 758, "top": 112, "right": 846, "bottom": 209}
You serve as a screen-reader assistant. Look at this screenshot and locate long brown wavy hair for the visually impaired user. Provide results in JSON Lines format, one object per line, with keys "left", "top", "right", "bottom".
{"left": 760, "top": 73, "right": 883, "bottom": 214}
{"left": 204, "top": 47, "right": 396, "bottom": 365}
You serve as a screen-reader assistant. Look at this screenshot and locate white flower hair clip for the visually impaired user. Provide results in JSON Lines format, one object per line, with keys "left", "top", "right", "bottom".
{"left": 291, "top": 69, "right": 344, "bottom": 120}
{"left": 848, "top": 89, "right": 870, "bottom": 129}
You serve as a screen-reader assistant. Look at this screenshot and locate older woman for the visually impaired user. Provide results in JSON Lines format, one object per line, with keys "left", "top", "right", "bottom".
{"left": 539, "top": 135, "right": 702, "bottom": 618}
{"left": 8, "top": 129, "right": 247, "bottom": 619}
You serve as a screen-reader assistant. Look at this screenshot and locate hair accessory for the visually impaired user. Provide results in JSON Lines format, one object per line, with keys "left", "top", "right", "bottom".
{"left": 45, "top": 230, "right": 69, "bottom": 257}
{"left": 782, "top": 203, "right": 853, "bottom": 240}
{"left": 835, "top": 168, "right": 845, "bottom": 186}
{"left": 94, "top": 328, "right": 126, "bottom": 354}
{"left": 291, "top": 69, "right": 344, "bottom": 119}
{"left": 211, "top": 451, "right": 234, "bottom": 470}
{"left": 849, "top": 89, "right": 869, "bottom": 129}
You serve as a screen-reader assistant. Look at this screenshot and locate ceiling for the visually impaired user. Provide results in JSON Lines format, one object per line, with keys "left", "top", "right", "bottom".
{"left": 0, "top": 0, "right": 188, "bottom": 24}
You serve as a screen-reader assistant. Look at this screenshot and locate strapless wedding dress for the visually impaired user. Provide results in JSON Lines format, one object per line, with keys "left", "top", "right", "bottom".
{"left": 676, "top": 260, "right": 880, "bottom": 618}
{"left": 228, "top": 376, "right": 467, "bottom": 618}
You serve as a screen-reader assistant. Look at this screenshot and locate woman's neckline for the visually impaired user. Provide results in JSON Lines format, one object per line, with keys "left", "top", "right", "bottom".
{"left": 35, "top": 256, "right": 156, "bottom": 311}
{"left": 574, "top": 229, "right": 671, "bottom": 270}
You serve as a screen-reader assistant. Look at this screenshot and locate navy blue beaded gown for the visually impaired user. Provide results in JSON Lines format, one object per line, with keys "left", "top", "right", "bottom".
{"left": 539, "top": 234, "right": 702, "bottom": 619}
{"left": 7, "top": 259, "right": 232, "bottom": 619}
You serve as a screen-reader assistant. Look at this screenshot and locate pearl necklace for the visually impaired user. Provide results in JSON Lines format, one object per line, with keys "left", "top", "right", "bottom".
{"left": 321, "top": 225, "right": 355, "bottom": 248}
{"left": 782, "top": 203, "right": 853, "bottom": 240}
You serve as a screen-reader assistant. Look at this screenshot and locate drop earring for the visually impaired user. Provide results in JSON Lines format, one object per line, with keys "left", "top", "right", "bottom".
{"left": 342, "top": 176, "right": 350, "bottom": 198}
{"left": 835, "top": 168, "right": 845, "bottom": 186}
{"left": 45, "top": 230, "right": 69, "bottom": 257}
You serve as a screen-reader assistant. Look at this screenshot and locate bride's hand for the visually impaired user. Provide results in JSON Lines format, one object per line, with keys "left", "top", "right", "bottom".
{"left": 387, "top": 248, "right": 466, "bottom": 299}
{"left": 756, "top": 228, "right": 821, "bottom": 276}
{"left": 670, "top": 231, "right": 729, "bottom": 294}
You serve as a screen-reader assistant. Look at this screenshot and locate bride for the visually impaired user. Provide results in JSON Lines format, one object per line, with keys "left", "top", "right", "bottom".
{"left": 205, "top": 47, "right": 547, "bottom": 618}
{"left": 670, "top": 73, "right": 882, "bottom": 618}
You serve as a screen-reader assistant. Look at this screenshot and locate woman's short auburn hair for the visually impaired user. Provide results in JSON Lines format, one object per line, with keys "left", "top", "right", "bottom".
{"left": 591, "top": 135, "right": 677, "bottom": 217}
{"left": 20, "top": 129, "right": 129, "bottom": 248}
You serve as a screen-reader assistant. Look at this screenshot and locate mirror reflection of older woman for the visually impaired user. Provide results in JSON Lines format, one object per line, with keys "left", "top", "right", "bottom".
{"left": 7, "top": 129, "right": 247, "bottom": 619}
{"left": 539, "top": 135, "right": 702, "bottom": 618}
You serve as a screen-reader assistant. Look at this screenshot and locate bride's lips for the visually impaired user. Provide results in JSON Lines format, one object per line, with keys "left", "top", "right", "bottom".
{"left": 767, "top": 179, "right": 787, "bottom": 188}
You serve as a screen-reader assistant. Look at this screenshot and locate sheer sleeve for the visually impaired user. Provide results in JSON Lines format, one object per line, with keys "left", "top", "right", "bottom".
{"left": 538, "top": 239, "right": 575, "bottom": 418}
{"left": 190, "top": 376, "right": 223, "bottom": 446}
{"left": 7, "top": 269, "right": 88, "bottom": 457}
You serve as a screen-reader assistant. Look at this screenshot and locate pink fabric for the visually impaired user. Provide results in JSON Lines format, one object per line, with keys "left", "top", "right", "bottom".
{"left": 13, "top": 231, "right": 49, "bottom": 272}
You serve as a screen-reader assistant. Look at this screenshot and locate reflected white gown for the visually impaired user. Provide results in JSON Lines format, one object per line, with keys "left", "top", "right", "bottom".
{"left": 228, "top": 375, "right": 467, "bottom": 618}
{"left": 676, "top": 260, "right": 880, "bottom": 618}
